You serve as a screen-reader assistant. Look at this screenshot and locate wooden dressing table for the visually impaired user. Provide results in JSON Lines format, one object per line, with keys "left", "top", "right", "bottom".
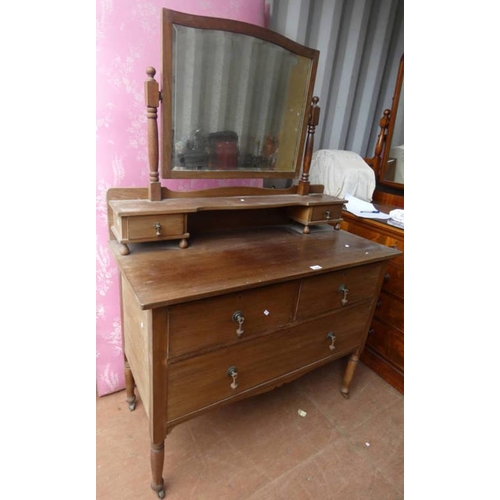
{"left": 107, "top": 10, "right": 400, "bottom": 497}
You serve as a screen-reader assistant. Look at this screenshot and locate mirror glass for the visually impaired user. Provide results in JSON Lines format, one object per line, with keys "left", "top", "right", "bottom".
{"left": 382, "top": 78, "right": 404, "bottom": 185}
{"left": 167, "top": 24, "right": 313, "bottom": 177}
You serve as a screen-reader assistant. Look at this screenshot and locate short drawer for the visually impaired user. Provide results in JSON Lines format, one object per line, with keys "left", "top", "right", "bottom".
{"left": 366, "top": 317, "right": 404, "bottom": 370}
{"left": 382, "top": 262, "right": 404, "bottom": 299}
{"left": 374, "top": 291, "right": 403, "bottom": 332}
{"left": 167, "top": 304, "right": 370, "bottom": 421}
{"left": 287, "top": 204, "right": 343, "bottom": 225}
{"left": 167, "top": 282, "right": 299, "bottom": 358}
{"left": 123, "top": 213, "right": 185, "bottom": 242}
{"left": 296, "top": 262, "right": 382, "bottom": 320}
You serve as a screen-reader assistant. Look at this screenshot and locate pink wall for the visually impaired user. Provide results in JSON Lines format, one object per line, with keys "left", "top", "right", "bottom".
{"left": 96, "top": 0, "right": 266, "bottom": 396}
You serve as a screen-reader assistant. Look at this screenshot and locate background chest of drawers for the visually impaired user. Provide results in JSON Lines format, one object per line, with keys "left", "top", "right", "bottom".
{"left": 340, "top": 209, "right": 404, "bottom": 393}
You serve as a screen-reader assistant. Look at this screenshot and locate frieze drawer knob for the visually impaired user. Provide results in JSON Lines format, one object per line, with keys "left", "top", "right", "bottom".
{"left": 153, "top": 222, "right": 161, "bottom": 236}
{"left": 325, "top": 210, "right": 331, "bottom": 220}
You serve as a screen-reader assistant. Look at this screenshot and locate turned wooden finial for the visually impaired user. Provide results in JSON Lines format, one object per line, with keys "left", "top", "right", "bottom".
{"left": 297, "top": 96, "right": 320, "bottom": 196}
{"left": 145, "top": 66, "right": 161, "bottom": 201}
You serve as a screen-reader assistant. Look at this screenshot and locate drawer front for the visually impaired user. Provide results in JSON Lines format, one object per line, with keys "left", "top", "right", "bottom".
{"left": 297, "top": 263, "right": 382, "bottom": 320}
{"left": 366, "top": 317, "right": 404, "bottom": 370}
{"left": 126, "top": 214, "right": 185, "bottom": 241}
{"left": 382, "top": 262, "right": 404, "bottom": 299}
{"left": 168, "top": 282, "right": 299, "bottom": 358}
{"left": 374, "top": 291, "right": 403, "bottom": 332}
{"left": 342, "top": 223, "right": 404, "bottom": 266}
{"left": 167, "top": 304, "right": 370, "bottom": 421}
{"left": 310, "top": 204, "right": 343, "bottom": 223}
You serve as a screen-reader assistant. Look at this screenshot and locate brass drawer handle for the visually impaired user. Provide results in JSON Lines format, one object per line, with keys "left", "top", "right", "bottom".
{"left": 232, "top": 311, "right": 245, "bottom": 337}
{"left": 326, "top": 332, "right": 337, "bottom": 351}
{"left": 325, "top": 210, "right": 331, "bottom": 220}
{"left": 153, "top": 222, "right": 161, "bottom": 236}
{"left": 227, "top": 366, "right": 238, "bottom": 390}
{"left": 338, "top": 284, "right": 349, "bottom": 306}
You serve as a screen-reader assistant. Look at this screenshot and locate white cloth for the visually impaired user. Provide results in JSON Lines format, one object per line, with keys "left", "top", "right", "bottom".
{"left": 309, "top": 149, "right": 376, "bottom": 202}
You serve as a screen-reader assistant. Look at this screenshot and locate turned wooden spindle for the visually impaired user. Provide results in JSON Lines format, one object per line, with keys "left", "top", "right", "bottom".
{"left": 297, "top": 96, "right": 320, "bottom": 196}
{"left": 372, "top": 109, "right": 391, "bottom": 176}
{"left": 145, "top": 67, "right": 162, "bottom": 201}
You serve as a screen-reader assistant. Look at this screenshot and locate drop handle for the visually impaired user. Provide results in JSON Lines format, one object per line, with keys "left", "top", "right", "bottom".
{"left": 338, "top": 284, "right": 349, "bottom": 306}
{"left": 326, "top": 332, "right": 337, "bottom": 351}
{"left": 227, "top": 366, "right": 239, "bottom": 390}
{"left": 153, "top": 222, "right": 161, "bottom": 236}
{"left": 325, "top": 210, "right": 331, "bottom": 220}
{"left": 232, "top": 311, "right": 245, "bottom": 337}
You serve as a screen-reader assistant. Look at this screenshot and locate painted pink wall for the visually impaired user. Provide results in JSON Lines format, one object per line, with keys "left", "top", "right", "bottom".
{"left": 96, "top": 0, "right": 266, "bottom": 396}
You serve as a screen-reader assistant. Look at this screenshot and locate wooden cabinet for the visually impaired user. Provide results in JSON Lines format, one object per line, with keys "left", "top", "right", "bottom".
{"left": 340, "top": 208, "right": 404, "bottom": 393}
{"left": 111, "top": 215, "right": 399, "bottom": 497}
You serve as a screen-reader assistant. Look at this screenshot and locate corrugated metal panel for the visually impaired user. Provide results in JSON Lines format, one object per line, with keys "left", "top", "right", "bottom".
{"left": 267, "top": 0, "right": 404, "bottom": 158}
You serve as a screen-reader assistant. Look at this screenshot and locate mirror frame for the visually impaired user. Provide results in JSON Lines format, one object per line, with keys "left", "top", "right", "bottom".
{"left": 160, "top": 8, "right": 319, "bottom": 179}
{"left": 378, "top": 54, "right": 404, "bottom": 190}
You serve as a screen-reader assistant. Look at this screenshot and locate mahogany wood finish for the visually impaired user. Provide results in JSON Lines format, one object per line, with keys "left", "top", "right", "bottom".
{"left": 110, "top": 224, "right": 399, "bottom": 496}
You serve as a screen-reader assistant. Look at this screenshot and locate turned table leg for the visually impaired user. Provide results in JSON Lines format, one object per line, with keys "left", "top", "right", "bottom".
{"left": 150, "top": 441, "right": 165, "bottom": 499}
{"left": 124, "top": 357, "right": 137, "bottom": 411}
{"left": 341, "top": 352, "right": 360, "bottom": 399}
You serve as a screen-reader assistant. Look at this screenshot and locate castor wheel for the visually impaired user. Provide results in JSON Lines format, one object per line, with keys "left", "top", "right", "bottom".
{"left": 128, "top": 401, "right": 136, "bottom": 411}
{"left": 340, "top": 389, "right": 350, "bottom": 400}
{"left": 157, "top": 489, "right": 165, "bottom": 499}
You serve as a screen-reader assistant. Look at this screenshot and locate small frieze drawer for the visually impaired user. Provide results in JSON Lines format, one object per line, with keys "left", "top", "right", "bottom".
{"left": 296, "top": 262, "right": 383, "bottom": 320}
{"left": 287, "top": 204, "right": 343, "bottom": 225}
{"left": 167, "top": 281, "right": 299, "bottom": 358}
{"left": 115, "top": 213, "right": 186, "bottom": 242}
{"left": 167, "top": 304, "right": 368, "bottom": 422}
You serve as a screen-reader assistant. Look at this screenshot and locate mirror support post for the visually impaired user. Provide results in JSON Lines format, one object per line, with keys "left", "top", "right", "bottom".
{"left": 298, "top": 97, "right": 320, "bottom": 196}
{"left": 145, "top": 67, "right": 162, "bottom": 201}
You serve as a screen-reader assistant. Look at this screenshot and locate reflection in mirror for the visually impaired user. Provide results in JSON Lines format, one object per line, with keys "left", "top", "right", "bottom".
{"left": 383, "top": 79, "right": 404, "bottom": 184}
{"left": 171, "top": 25, "right": 312, "bottom": 175}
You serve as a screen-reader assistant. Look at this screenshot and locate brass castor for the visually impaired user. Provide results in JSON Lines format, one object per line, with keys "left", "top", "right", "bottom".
{"left": 128, "top": 401, "right": 136, "bottom": 411}
{"left": 340, "top": 388, "right": 350, "bottom": 399}
{"left": 157, "top": 489, "right": 165, "bottom": 499}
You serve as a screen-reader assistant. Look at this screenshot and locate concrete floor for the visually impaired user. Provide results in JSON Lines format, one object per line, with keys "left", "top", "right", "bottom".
{"left": 96, "top": 360, "right": 403, "bottom": 499}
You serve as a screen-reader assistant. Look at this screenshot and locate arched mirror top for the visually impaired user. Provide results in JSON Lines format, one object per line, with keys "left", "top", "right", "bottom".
{"left": 160, "top": 8, "right": 319, "bottom": 179}
{"left": 377, "top": 54, "right": 404, "bottom": 190}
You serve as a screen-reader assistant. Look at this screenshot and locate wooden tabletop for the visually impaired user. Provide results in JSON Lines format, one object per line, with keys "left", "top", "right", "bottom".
{"left": 109, "top": 225, "right": 400, "bottom": 309}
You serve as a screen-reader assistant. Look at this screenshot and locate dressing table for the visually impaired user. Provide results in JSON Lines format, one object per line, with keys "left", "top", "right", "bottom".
{"left": 107, "top": 9, "right": 400, "bottom": 498}
{"left": 342, "top": 55, "right": 404, "bottom": 393}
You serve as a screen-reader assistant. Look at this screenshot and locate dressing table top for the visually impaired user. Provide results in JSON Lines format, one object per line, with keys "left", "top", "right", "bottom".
{"left": 110, "top": 225, "right": 399, "bottom": 310}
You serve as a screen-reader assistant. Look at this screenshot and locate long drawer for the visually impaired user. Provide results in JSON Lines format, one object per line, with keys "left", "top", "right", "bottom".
{"left": 366, "top": 317, "right": 404, "bottom": 371}
{"left": 296, "top": 263, "right": 382, "bottom": 320}
{"left": 167, "top": 303, "right": 371, "bottom": 421}
{"left": 167, "top": 282, "right": 299, "bottom": 358}
{"left": 374, "top": 291, "right": 403, "bottom": 332}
